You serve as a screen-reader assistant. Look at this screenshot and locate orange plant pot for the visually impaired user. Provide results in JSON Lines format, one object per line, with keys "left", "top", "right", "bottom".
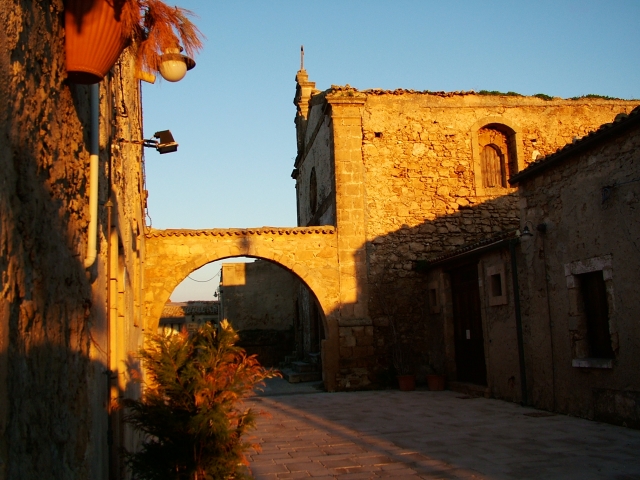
{"left": 65, "top": 0, "right": 127, "bottom": 84}
{"left": 426, "top": 374, "right": 446, "bottom": 391}
{"left": 397, "top": 375, "right": 416, "bottom": 391}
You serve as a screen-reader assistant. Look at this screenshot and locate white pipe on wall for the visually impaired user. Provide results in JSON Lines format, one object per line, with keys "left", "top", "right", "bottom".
{"left": 84, "top": 83, "right": 100, "bottom": 268}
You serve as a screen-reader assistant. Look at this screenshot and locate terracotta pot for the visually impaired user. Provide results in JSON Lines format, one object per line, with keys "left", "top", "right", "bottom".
{"left": 426, "top": 374, "right": 446, "bottom": 391}
{"left": 65, "top": 0, "right": 127, "bottom": 84}
{"left": 397, "top": 374, "right": 416, "bottom": 391}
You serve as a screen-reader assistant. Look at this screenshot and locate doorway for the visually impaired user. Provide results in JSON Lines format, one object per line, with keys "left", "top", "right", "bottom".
{"left": 450, "top": 263, "right": 487, "bottom": 385}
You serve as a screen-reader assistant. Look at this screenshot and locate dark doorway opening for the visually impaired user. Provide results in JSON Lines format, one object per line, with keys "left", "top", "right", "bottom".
{"left": 450, "top": 263, "right": 487, "bottom": 385}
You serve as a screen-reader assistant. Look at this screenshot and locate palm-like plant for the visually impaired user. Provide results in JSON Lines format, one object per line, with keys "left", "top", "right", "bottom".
{"left": 119, "top": 0, "right": 203, "bottom": 75}
{"left": 121, "top": 321, "right": 277, "bottom": 480}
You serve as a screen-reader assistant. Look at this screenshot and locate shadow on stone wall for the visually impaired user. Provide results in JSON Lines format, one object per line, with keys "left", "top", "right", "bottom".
{"left": 0, "top": 69, "right": 111, "bottom": 476}
{"left": 340, "top": 192, "right": 520, "bottom": 389}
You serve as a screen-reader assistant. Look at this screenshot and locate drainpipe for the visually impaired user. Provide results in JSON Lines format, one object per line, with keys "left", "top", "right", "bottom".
{"left": 509, "top": 239, "right": 528, "bottom": 406}
{"left": 84, "top": 83, "right": 100, "bottom": 268}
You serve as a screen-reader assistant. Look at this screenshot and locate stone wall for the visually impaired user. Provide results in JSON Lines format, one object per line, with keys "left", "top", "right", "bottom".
{"left": 293, "top": 71, "right": 640, "bottom": 389}
{"left": 360, "top": 92, "right": 638, "bottom": 384}
{"left": 221, "top": 261, "right": 296, "bottom": 331}
{"left": 294, "top": 90, "right": 335, "bottom": 227}
{"left": 517, "top": 110, "right": 640, "bottom": 425}
{"left": 361, "top": 92, "right": 639, "bottom": 278}
{"left": 221, "top": 261, "right": 296, "bottom": 366}
{"left": 0, "top": 2, "right": 146, "bottom": 478}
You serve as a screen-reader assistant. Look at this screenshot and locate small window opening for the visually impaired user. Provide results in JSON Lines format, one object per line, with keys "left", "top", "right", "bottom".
{"left": 490, "top": 273, "right": 503, "bottom": 297}
{"left": 429, "top": 288, "right": 438, "bottom": 307}
{"left": 374, "top": 132, "right": 382, "bottom": 138}
{"left": 579, "top": 271, "right": 614, "bottom": 359}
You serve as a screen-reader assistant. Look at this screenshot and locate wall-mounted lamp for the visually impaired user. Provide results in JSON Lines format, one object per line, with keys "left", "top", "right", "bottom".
{"left": 120, "top": 130, "right": 179, "bottom": 154}
{"left": 147, "top": 130, "right": 179, "bottom": 154}
{"left": 159, "top": 47, "right": 196, "bottom": 82}
{"left": 521, "top": 221, "right": 547, "bottom": 237}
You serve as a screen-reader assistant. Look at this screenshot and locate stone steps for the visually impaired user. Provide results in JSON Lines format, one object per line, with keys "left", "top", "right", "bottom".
{"left": 290, "top": 360, "right": 317, "bottom": 373}
{"left": 278, "top": 351, "right": 298, "bottom": 370}
{"left": 280, "top": 368, "right": 322, "bottom": 384}
{"left": 278, "top": 352, "right": 322, "bottom": 384}
{"left": 448, "top": 381, "right": 491, "bottom": 398}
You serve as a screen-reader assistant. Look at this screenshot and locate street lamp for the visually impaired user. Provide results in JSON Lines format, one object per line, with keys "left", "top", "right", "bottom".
{"left": 159, "top": 47, "right": 196, "bottom": 82}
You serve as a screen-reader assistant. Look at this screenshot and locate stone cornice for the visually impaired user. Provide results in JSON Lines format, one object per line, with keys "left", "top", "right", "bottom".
{"left": 326, "top": 94, "right": 367, "bottom": 105}
{"left": 146, "top": 226, "right": 336, "bottom": 238}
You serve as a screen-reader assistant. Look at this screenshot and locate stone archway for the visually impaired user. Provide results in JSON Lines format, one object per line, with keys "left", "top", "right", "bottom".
{"left": 143, "top": 226, "right": 341, "bottom": 390}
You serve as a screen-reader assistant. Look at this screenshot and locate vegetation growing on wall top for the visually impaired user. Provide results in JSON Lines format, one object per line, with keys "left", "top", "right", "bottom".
{"left": 569, "top": 94, "right": 623, "bottom": 101}
{"left": 477, "top": 90, "right": 523, "bottom": 97}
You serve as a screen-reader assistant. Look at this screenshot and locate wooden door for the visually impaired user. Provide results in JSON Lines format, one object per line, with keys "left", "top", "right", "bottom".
{"left": 450, "top": 263, "right": 487, "bottom": 385}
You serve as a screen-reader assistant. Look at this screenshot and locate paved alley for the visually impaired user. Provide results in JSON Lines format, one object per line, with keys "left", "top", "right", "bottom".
{"left": 246, "top": 382, "right": 640, "bottom": 479}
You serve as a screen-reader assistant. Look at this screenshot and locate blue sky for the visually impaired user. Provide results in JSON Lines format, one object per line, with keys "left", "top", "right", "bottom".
{"left": 141, "top": 1, "right": 640, "bottom": 300}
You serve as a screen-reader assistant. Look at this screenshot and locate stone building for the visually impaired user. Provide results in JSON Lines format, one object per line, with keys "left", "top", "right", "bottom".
{"left": 158, "top": 301, "right": 220, "bottom": 334}
{"left": 292, "top": 68, "right": 640, "bottom": 390}
{"left": 416, "top": 230, "right": 523, "bottom": 400}
{"left": 418, "top": 107, "right": 640, "bottom": 428}
{"left": 420, "top": 106, "right": 640, "bottom": 427}
{"left": 1, "top": 2, "right": 149, "bottom": 478}
{"left": 512, "top": 106, "right": 640, "bottom": 426}
{"left": 220, "top": 261, "right": 296, "bottom": 366}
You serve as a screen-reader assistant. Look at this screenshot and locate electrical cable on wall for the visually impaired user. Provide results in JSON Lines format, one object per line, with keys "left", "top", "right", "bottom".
{"left": 187, "top": 272, "right": 220, "bottom": 283}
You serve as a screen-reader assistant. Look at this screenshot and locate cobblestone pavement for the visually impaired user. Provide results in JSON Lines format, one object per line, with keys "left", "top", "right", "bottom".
{"left": 246, "top": 382, "right": 640, "bottom": 479}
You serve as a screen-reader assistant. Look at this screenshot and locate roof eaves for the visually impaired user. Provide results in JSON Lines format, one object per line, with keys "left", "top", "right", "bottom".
{"left": 415, "top": 230, "right": 518, "bottom": 272}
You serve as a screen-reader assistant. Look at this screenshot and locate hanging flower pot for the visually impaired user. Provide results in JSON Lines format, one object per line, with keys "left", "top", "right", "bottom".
{"left": 65, "top": 0, "right": 128, "bottom": 84}
{"left": 65, "top": 0, "right": 203, "bottom": 84}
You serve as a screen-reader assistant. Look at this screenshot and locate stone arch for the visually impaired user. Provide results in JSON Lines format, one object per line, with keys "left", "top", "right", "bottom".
{"left": 470, "top": 116, "right": 524, "bottom": 196}
{"left": 143, "top": 227, "right": 341, "bottom": 390}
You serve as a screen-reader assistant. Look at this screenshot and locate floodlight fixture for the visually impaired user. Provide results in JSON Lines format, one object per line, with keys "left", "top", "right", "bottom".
{"left": 120, "top": 130, "right": 178, "bottom": 154}
{"left": 140, "top": 130, "right": 178, "bottom": 154}
{"left": 153, "top": 130, "right": 179, "bottom": 154}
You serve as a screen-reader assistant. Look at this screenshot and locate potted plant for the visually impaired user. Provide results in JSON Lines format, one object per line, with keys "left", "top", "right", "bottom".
{"left": 65, "top": 0, "right": 203, "bottom": 84}
{"left": 390, "top": 315, "right": 418, "bottom": 391}
{"left": 425, "top": 363, "right": 446, "bottom": 391}
{"left": 371, "top": 277, "right": 423, "bottom": 391}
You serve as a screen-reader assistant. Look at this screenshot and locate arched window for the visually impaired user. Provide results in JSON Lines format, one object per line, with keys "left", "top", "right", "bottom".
{"left": 475, "top": 124, "right": 517, "bottom": 192}
{"left": 481, "top": 144, "right": 506, "bottom": 188}
{"left": 309, "top": 167, "right": 317, "bottom": 215}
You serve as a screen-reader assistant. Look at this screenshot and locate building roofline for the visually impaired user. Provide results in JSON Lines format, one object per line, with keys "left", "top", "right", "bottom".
{"left": 510, "top": 105, "right": 640, "bottom": 184}
{"left": 321, "top": 85, "right": 640, "bottom": 103}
